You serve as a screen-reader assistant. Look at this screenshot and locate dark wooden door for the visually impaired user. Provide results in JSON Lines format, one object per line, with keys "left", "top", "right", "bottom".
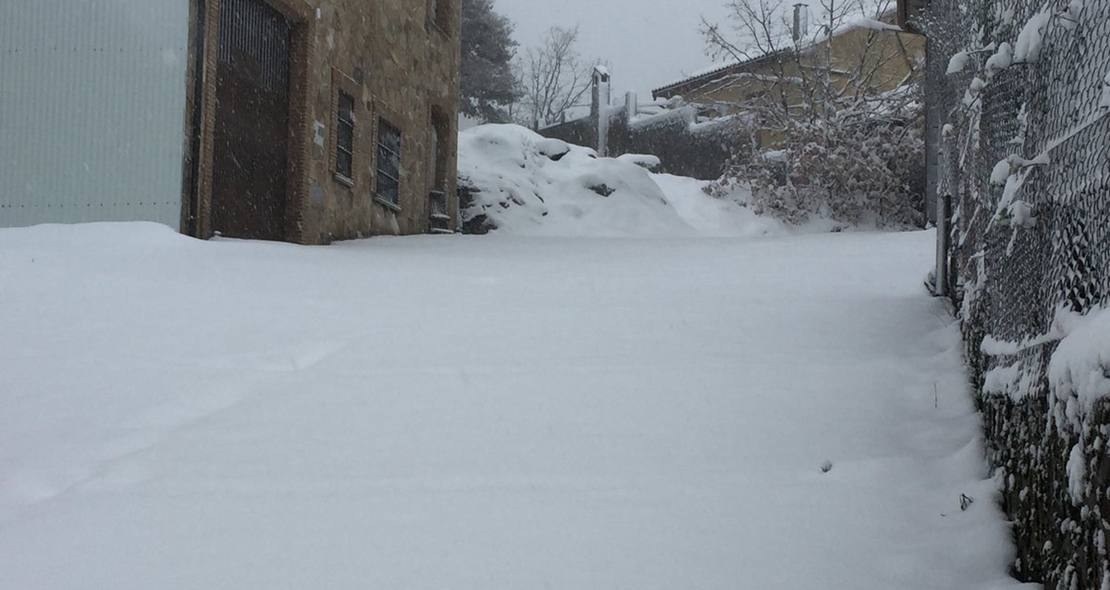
{"left": 211, "top": 0, "right": 292, "bottom": 240}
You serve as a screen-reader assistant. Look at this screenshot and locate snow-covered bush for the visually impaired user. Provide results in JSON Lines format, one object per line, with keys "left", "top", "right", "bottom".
{"left": 708, "top": 96, "right": 925, "bottom": 228}
{"left": 699, "top": 0, "right": 927, "bottom": 228}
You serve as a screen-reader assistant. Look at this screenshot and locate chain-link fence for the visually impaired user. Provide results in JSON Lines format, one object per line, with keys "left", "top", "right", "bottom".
{"left": 913, "top": 0, "right": 1109, "bottom": 587}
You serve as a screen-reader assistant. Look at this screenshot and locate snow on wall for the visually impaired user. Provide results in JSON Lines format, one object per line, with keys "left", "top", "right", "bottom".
{"left": 0, "top": 0, "right": 189, "bottom": 229}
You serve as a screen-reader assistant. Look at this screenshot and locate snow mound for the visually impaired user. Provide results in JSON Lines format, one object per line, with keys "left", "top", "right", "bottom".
{"left": 650, "top": 174, "right": 793, "bottom": 238}
{"left": 457, "top": 125, "right": 696, "bottom": 237}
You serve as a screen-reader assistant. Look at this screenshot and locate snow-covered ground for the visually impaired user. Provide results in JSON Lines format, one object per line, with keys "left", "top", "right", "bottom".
{"left": 0, "top": 219, "right": 1031, "bottom": 590}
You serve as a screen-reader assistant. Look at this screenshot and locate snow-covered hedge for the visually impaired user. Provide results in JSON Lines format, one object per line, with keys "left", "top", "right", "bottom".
{"left": 706, "top": 98, "right": 926, "bottom": 229}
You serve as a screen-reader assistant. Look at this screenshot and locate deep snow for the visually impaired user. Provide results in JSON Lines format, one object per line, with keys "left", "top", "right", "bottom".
{"left": 0, "top": 222, "right": 1031, "bottom": 590}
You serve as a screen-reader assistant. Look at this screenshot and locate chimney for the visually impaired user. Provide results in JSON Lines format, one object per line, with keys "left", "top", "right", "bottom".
{"left": 591, "top": 66, "right": 612, "bottom": 116}
{"left": 591, "top": 66, "right": 612, "bottom": 156}
{"left": 793, "top": 4, "right": 808, "bottom": 41}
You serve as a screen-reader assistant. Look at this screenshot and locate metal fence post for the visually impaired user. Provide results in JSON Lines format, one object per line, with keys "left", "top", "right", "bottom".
{"left": 934, "top": 193, "right": 950, "bottom": 297}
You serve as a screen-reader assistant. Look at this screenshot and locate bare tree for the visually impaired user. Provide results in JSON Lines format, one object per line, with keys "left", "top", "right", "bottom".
{"left": 513, "top": 26, "right": 598, "bottom": 129}
{"left": 699, "top": 0, "right": 926, "bottom": 226}
{"left": 700, "top": 0, "right": 914, "bottom": 120}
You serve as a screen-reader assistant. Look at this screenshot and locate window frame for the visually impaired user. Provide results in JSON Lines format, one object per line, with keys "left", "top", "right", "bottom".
{"left": 329, "top": 69, "right": 362, "bottom": 188}
{"left": 335, "top": 90, "right": 355, "bottom": 182}
{"left": 375, "top": 117, "right": 403, "bottom": 209}
{"left": 426, "top": 0, "right": 451, "bottom": 35}
{"left": 428, "top": 107, "right": 451, "bottom": 193}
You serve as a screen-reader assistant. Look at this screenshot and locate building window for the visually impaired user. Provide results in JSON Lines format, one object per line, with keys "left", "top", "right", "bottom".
{"left": 376, "top": 119, "right": 402, "bottom": 206}
{"left": 335, "top": 91, "right": 355, "bottom": 180}
{"left": 429, "top": 108, "right": 451, "bottom": 192}
{"left": 427, "top": 0, "right": 449, "bottom": 33}
{"left": 428, "top": 108, "right": 452, "bottom": 233}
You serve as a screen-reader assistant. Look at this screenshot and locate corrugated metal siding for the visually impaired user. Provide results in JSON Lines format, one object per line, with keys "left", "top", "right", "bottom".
{"left": 0, "top": 0, "right": 189, "bottom": 229}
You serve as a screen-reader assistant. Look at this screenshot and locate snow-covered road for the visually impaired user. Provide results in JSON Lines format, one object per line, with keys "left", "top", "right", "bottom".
{"left": 0, "top": 224, "right": 1027, "bottom": 590}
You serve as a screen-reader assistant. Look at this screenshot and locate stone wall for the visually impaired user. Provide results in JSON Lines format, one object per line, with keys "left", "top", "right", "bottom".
{"left": 298, "top": 0, "right": 460, "bottom": 243}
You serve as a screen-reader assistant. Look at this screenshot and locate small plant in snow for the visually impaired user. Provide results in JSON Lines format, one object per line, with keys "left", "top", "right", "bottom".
{"left": 959, "top": 493, "right": 975, "bottom": 511}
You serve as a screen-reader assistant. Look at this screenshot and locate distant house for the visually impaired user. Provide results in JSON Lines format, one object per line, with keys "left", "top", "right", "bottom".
{"left": 652, "top": 7, "right": 924, "bottom": 147}
{"left": 0, "top": 0, "right": 461, "bottom": 243}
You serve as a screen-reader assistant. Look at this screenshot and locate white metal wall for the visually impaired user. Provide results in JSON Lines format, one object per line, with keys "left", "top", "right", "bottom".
{"left": 0, "top": 0, "right": 189, "bottom": 229}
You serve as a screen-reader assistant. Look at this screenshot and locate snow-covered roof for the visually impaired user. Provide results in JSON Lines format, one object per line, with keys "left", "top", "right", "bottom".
{"left": 653, "top": 4, "right": 903, "bottom": 97}
{"left": 652, "top": 53, "right": 784, "bottom": 98}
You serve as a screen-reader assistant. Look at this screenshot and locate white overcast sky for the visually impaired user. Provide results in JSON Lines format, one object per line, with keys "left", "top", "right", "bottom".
{"left": 492, "top": 0, "right": 731, "bottom": 99}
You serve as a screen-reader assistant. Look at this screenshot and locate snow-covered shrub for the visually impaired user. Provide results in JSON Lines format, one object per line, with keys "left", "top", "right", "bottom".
{"left": 699, "top": 0, "right": 927, "bottom": 229}
{"left": 708, "top": 98, "right": 925, "bottom": 228}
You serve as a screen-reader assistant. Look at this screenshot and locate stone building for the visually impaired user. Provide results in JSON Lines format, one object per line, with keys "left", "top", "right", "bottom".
{"left": 0, "top": 0, "right": 461, "bottom": 243}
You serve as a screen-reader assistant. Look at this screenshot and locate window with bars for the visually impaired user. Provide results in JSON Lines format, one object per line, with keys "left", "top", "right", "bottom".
{"left": 335, "top": 91, "right": 355, "bottom": 180}
{"left": 376, "top": 119, "right": 402, "bottom": 206}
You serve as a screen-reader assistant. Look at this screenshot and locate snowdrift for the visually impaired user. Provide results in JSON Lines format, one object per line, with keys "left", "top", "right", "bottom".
{"left": 457, "top": 125, "right": 696, "bottom": 237}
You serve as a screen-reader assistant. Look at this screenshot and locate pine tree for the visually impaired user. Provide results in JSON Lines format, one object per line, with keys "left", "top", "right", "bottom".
{"left": 459, "top": 0, "right": 520, "bottom": 123}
